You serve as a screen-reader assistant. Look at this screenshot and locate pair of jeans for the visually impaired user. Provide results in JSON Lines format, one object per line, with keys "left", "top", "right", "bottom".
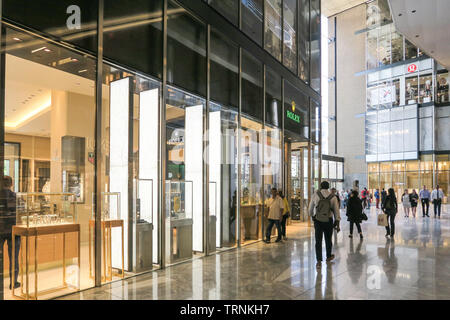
{"left": 266, "top": 219, "right": 281, "bottom": 241}
{"left": 280, "top": 213, "right": 289, "bottom": 237}
{"left": 313, "top": 218, "right": 334, "bottom": 261}
{"left": 385, "top": 213, "right": 396, "bottom": 236}
{"left": 0, "top": 234, "right": 21, "bottom": 286}
{"left": 433, "top": 199, "right": 442, "bottom": 217}
{"left": 349, "top": 221, "right": 362, "bottom": 234}
{"left": 421, "top": 199, "right": 430, "bottom": 216}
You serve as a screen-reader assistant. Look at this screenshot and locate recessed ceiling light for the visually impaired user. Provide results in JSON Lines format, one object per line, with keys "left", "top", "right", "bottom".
{"left": 31, "top": 46, "right": 47, "bottom": 53}
{"left": 44, "top": 48, "right": 51, "bottom": 52}
{"left": 78, "top": 69, "right": 88, "bottom": 73}
{"left": 13, "top": 37, "right": 21, "bottom": 41}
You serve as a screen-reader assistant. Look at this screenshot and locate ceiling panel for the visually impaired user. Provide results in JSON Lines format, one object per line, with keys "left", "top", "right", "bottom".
{"left": 322, "top": 0, "right": 367, "bottom": 18}
{"left": 389, "top": 0, "right": 450, "bottom": 68}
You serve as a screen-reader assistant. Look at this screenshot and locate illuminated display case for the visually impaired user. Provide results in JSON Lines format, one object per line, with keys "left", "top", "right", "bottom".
{"left": 16, "top": 192, "right": 77, "bottom": 227}
{"left": 165, "top": 180, "right": 193, "bottom": 263}
{"left": 89, "top": 192, "right": 124, "bottom": 282}
{"left": 12, "top": 192, "right": 80, "bottom": 300}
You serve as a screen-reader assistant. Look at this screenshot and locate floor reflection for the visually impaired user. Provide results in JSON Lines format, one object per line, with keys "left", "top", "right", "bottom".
{"left": 58, "top": 205, "right": 450, "bottom": 300}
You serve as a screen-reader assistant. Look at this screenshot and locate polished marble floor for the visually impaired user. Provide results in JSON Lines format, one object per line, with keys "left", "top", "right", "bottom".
{"left": 58, "top": 204, "right": 450, "bottom": 300}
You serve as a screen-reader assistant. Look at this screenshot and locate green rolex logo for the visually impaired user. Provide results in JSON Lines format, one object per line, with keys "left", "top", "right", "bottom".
{"left": 286, "top": 100, "right": 300, "bottom": 124}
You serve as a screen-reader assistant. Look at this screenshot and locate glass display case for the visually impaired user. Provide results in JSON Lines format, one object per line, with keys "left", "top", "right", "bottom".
{"left": 12, "top": 192, "right": 80, "bottom": 299}
{"left": 89, "top": 192, "right": 124, "bottom": 282}
{"left": 437, "top": 72, "right": 449, "bottom": 103}
{"left": 165, "top": 180, "right": 193, "bottom": 264}
{"left": 165, "top": 180, "right": 193, "bottom": 221}
{"left": 405, "top": 76, "right": 418, "bottom": 104}
{"left": 16, "top": 192, "right": 77, "bottom": 227}
{"left": 419, "top": 74, "right": 433, "bottom": 103}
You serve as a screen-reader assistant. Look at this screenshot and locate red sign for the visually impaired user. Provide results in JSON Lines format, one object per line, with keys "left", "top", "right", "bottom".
{"left": 407, "top": 64, "right": 417, "bottom": 73}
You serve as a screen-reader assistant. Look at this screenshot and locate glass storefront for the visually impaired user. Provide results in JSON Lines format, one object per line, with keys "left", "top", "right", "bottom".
{"left": 368, "top": 156, "right": 448, "bottom": 203}
{"left": 0, "top": 0, "right": 320, "bottom": 300}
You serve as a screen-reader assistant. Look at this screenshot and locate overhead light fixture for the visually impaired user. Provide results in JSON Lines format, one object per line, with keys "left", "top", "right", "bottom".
{"left": 31, "top": 46, "right": 47, "bottom": 53}
{"left": 13, "top": 37, "right": 21, "bottom": 41}
{"left": 5, "top": 98, "right": 51, "bottom": 129}
{"left": 78, "top": 69, "right": 88, "bottom": 73}
{"left": 44, "top": 48, "right": 51, "bottom": 52}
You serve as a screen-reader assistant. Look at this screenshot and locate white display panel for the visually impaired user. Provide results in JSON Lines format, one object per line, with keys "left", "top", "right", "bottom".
{"left": 139, "top": 88, "right": 159, "bottom": 263}
{"left": 185, "top": 105, "right": 203, "bottom": 252}
{"left": 209, "top": 111, "right": 222, "bottom": 247}
{"left": 109, "top": 77, "right": 130, "bottom": 269}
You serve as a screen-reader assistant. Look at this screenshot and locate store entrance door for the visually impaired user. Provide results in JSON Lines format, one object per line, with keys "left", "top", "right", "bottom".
{"left": 284, "top": 132, "right": 310, "bottom": 227}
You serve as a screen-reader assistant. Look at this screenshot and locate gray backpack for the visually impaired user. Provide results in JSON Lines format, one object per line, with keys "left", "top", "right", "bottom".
{"left": 315, "top": 191, "right": 334, "bottom": 222}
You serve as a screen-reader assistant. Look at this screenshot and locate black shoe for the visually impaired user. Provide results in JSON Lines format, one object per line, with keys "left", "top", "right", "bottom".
{"left": 349, "top": 234, "right": 353, "bottom": 238}
{"left": 326, "top": 254, "right": 335, "bottom": 262}
{"left": 360, "top": 233, "right": 364, "bottom": 239}
{"left": 426, "top": 214, "right": 429, "bottom": 217}
{"left": 263, "top": 239, "right": 270, "bottom": 244}
{"left": 9, "top": 282, "right": 20, "bottom": 290}
{"left": 275, "top": 238, "right": 282, "bottom": 243}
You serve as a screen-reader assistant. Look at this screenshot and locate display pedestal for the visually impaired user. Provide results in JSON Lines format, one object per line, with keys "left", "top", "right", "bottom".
{"left": 88, "top": 219, "right": 124, "bottom": 282}
{"left": 240, "top": 205, "right": 261, "bottom": 241}
{"left": 135, "top": 222, "right": 153, "bottom": 273}
{"left": 12, "top": 223, "right": 81, "bottom": 300}
{"left": 170, "top": 218, "right": 193, "bottom": 264}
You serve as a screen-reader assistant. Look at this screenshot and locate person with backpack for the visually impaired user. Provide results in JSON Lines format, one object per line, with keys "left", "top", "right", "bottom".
{"left": 346, "top": 190, "right": 364, "bottom": 239}
{"left": 308, "top": 181, "right": 341, "bottom": 268}
{"left": 382, "top": 188, "right": 398, "bottom": 239}
{"left": 374, "top": 189, "right": 380, "bottom": 209}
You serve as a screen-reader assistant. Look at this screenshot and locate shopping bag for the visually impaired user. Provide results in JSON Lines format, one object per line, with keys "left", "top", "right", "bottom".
{"left": 377, "top": 213, "right": 388, "bottom": 227}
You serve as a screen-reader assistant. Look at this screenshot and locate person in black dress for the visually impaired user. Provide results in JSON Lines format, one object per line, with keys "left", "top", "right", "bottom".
{"left": 346, "top": 190, "right": 364, "bottom": 239}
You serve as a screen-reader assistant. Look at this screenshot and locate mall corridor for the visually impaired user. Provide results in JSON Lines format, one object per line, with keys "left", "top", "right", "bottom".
{"left": 59, "top": 205, "right": 450, "bottom": 300}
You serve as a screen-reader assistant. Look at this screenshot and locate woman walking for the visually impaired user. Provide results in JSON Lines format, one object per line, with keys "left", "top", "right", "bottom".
{"left": 382, "top": 188, "right": 398, "bottom": 239}
{"left": 402, "top": 189, "right": 411, "bottom": 217}
{"left": 409, "top": 189, "right": 419, "bottom": 218}
{"left": 346, "top": 190, "right": 364, "bottom": 239}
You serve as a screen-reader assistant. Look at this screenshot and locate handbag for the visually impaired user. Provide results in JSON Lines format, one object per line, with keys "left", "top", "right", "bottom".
{"left": 377, "top": 213, "right": 388, "bottom": 227}
{"left": 361, "top": 213, "right": 368, "bottom": 221}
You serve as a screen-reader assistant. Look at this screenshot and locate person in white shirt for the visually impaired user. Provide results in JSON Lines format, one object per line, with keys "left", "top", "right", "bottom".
{"left": 431, "top": 185, "right": 445, "bottom": 218}
{"left": 308, "top": 181, "right": 341, "bottom": 268}
{"left": 264, "top": 188, "right": 284, "bottom": 243}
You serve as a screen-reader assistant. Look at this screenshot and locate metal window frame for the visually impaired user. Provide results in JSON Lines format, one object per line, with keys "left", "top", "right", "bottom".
{"left": 0, "top": 0, "right": 320, "bottom": 298}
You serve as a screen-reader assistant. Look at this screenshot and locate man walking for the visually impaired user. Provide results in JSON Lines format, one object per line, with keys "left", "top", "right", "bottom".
{"left": 431, "top": 185, "right": 444, "bottom": 218}
{"left": 419, "top": 185, "right": 431, "bottom": 217}
{"left": 309, "top": 181, "right": 341, "bottom": 268}
{"left": 375, "top": 189, "right": 380, "bottom": 209}
{"left": 264, "top": 188, "right": 283, "bottom": 243}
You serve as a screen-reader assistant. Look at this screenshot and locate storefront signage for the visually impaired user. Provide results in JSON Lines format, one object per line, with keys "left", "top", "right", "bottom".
{"left": 407, "top": 63, "right": 417, "bottom": 73}
{"left": 286, "top": 101, "right": 300, "bottom": 124}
